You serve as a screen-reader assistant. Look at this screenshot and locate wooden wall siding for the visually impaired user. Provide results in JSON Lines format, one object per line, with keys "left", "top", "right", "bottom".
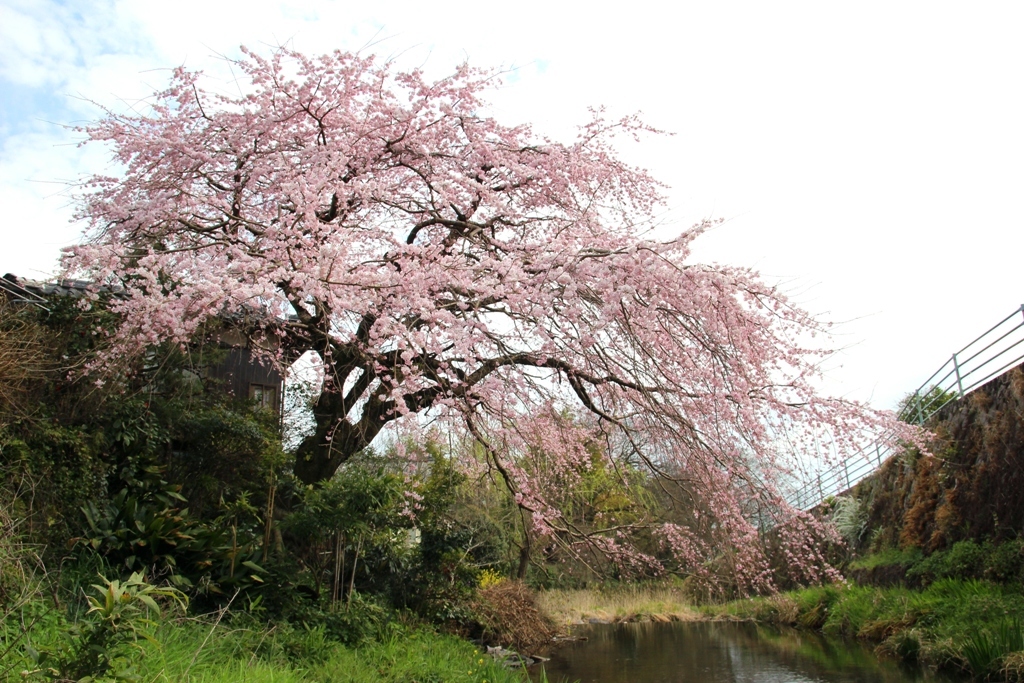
{"left": 3, "top": 274, "right": 287, "bottom": 415}
{"left": 205, "top": 347, "right": 284, "bottom": 413}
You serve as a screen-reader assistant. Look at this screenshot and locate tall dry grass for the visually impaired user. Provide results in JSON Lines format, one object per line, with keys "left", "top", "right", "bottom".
{"left": 537, "top": 584, "right": 699, "bottom": 626}
{"left": 0, "top": 298, "right": 50, "bottom": 425}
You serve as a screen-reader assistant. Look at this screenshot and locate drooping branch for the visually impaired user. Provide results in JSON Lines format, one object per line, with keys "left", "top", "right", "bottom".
{"left": 65, "top": 46, "right": 914, "bottom": 587}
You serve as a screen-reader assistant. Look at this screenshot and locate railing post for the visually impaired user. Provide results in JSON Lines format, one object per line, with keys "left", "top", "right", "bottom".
{"left": 953, "top": 353, "right": 964, "bottom": 398}
{"left": 876, "top": 443, "right": 882, "bottom": 466}
{"left": 915, "top": 392, "right": 925, "bottom": 425}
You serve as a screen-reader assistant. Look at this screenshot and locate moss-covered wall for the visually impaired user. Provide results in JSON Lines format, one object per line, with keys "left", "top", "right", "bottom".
{"left": 855, "top": 366, "right": 1024, "bottom": 553}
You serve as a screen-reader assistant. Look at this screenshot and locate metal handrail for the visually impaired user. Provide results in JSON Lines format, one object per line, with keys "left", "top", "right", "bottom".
{"left": 788, "top": 304, "right": 1024, "bottom": 509}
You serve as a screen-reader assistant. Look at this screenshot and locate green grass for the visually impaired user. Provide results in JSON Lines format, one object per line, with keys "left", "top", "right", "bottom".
{"left": 961, "top": 618, "right": 1024, "bottom": 680}
{"left": 847, "top": 546, "right": 922, "bottom": 571}
{"left": 145, "top": 624, "right": 519, "bottom": 683}
{"left": 3, "top": 603, "right": 526, "bottom": 683}
{"left": 707, "top": 579, "right": 1024, "bottom": 679}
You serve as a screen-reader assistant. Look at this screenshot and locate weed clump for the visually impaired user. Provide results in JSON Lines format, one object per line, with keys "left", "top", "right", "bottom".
{"left": 960, "top": 618, "right": 1024, "bottom": 680}
{"left": 472, "top": 580, "right": 555, "bottom": 652}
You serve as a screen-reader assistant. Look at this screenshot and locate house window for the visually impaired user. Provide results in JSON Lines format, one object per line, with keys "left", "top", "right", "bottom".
{"left": 249, "top": 383, "right": 278, "bottom": 412}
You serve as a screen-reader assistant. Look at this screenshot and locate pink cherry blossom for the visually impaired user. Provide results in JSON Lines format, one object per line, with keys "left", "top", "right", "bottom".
{"left": 64, "top": 47, "right": 917, "bottom": 590}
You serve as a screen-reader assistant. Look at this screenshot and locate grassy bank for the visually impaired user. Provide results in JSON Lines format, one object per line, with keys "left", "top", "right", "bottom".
{"left": 706, "top": 579, "right": 1024, "bottom": 680}
{"left": 142, "top": 621, "right": 521, "bottom": 683}
{"left": 537, "top": 584, "right": 699, "bottom": 626}
{"left": 3, "top": 600, "right": 526, "bottom": 683}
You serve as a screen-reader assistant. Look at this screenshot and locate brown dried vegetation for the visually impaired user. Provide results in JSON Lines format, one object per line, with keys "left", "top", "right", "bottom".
{"left": 0, "top": 299, "right": 51, "bottom": 425}
{"left": 857, "top": 367, "right": 1024, "bottom": 554}
{"left": 471, "top": 580, "right": 556, "bottom": 653}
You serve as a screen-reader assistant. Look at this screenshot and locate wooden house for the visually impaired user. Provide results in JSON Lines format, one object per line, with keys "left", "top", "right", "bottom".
{"left": 0, "top": 273, "right": 285, "bottom": 414}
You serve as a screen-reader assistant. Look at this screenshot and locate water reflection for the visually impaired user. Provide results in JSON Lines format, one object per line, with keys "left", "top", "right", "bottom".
{"left": 533, "top": 621, "right": 957, "bottom": 683}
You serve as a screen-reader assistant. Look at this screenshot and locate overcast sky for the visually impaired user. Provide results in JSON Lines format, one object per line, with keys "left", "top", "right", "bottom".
{"left": 2, "top": 0, "right": 1022, "bottom": 412}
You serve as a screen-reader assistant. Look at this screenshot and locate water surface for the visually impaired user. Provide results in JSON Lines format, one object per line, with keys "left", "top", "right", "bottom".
{"left": 533, "top": 621, "right": 957, "bottom": 683}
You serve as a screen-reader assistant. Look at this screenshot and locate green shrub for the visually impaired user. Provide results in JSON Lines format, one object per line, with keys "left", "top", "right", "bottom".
{"left": 80, "top": 465, "right": 198, "bottom": 580}
{"left": 985, "top": 539, "right": 1024, "bottom": 583}
{"left": 851, "top": 540, "right": 1024, "bottom": 589}
{"left": 945, "top": 540, "right": 987, "bottom": 578}
{"left": 900, "top": 540, "right": 1018, "bottom": 586}
{"left": 22, "top": 572, "right": 186, "bottom": 682}
{"left": 320, "top": 594, "right": 390, "bottom": 646}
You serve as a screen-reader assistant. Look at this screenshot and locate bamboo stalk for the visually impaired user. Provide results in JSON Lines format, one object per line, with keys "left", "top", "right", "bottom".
{"left": 347, "top": 536, "right": 362, "bottom": 609}
{"left": 332, "top": 531, "right": 343, "bottom": 604}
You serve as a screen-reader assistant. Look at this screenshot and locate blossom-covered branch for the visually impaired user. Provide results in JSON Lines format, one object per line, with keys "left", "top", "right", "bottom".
{"left": 65, "top": 47, "right": 917, "bottom": 589}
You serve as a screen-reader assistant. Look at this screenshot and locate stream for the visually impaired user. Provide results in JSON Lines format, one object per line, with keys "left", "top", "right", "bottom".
{"left": 530, "top": 621, "right": 959, "bottom": 683}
